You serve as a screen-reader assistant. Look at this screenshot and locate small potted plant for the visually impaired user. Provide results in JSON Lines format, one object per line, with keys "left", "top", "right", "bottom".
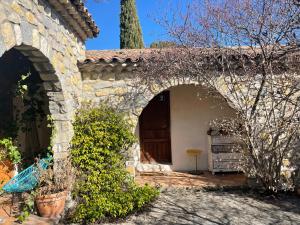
{"left": 0, "top": 138, "right": 21, "bottom": 187}
{"left": 35, "top": 158, "right": 73, "bottom": 219}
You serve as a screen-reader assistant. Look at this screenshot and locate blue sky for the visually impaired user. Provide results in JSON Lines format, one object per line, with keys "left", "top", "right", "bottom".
{"left": 85, "top": 0, "right": 178, "bottom": 50}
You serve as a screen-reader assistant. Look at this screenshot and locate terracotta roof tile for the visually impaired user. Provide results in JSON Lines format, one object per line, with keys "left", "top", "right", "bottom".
{"left": 84, "top": 49, "right": 155, "bottom": 63}
{"left": 84, "top": 47, "right": 300, "bottom": 66}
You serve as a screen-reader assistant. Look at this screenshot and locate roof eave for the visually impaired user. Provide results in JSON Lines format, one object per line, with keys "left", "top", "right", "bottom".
{"left": 48, "top": 0, "right": 99, "bottom": 41}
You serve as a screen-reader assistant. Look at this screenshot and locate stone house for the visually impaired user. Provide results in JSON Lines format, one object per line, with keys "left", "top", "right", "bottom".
{"left": 0, "top": 0, "right": 243, "bottom": 173}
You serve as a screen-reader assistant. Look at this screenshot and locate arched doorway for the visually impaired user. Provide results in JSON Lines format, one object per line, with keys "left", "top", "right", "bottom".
{"left": 137, "top": 84, "right": 236, "bottom": 172}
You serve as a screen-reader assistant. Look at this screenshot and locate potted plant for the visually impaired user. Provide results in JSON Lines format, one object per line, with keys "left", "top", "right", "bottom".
{"left": 0, "top": 138, "right": 21, "bottom": 187}
{"left": 35, "top": 158, "right": 73, "bottom": 219}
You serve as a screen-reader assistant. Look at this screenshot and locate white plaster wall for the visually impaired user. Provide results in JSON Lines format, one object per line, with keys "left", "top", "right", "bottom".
{"left": 169, "top": 85, "right": 236, "bottom": 171}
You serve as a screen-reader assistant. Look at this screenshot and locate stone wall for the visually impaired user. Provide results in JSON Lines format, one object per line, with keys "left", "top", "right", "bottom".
{"left": 0, "top": 0, "right": 86, "bottom": 159}
{"left": 79, "top": 61, "right": 202, "bottom": 170}
{"left": 79, "top": 61, "right": 300, "bottom": 184}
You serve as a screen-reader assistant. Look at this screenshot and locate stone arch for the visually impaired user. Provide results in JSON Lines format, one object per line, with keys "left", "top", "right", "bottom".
{"left": 127, "top": 80, "right": 236, "bottom": 172}
{"left": 129, "top": 78, "right": 201, "bottom": 119}
{"left": 127, "top": 79, "right": 201, "bottom": 167}
{"left": 0, "top": 44, "right": 69, "bottom": 160}
{"left": 0, "top": 0, "right": 87, "bottom": 161}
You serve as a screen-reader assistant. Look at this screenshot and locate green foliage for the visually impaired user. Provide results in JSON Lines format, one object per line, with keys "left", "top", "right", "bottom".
{"left": 150, "top": 41, "right": 177, "bottom": 48}
{"left": 0, "top": 138, "right": 21, "bottom": 164}
{"left": 71, "top": 106, "right": 159, "bottom": 223}
{"left": 17, "top": 191, "right": 35, "bottom": 223}
{"left": 15, "top": 73, "right": 30, "bottom": 98}
{"left": 14, "top": 72, "right": 47, "bottom": 132}
{"left": 120, "top": 0, "right": 144, "bottom": 49}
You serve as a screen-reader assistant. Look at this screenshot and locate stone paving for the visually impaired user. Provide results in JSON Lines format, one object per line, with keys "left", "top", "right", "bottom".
{"left": 105, "top": 188, "right": 300, "bottom": 225}
{"left": 1, "top": 172, "right": 299, "bottom": 225}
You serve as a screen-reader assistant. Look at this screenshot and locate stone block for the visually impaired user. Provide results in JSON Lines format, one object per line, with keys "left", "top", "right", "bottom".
{"left": 39, "top": 72, "right": 59, "bottom": 81}
{"left": 95, "top": 88, "right": 112, "bottom": 97}
{"left": 20, "top": 20, "right": 33, "bottom": 45}
{"left": 26, "top": 11, "right": 38, "bottom": 25}
{"left": 112, "top": 80, "right": 127, "bottom": 87}
{"left": 7, "top": 10, "right": 21, "bottom": 24}
{"left": 13, "top": 24, "right": 22, "bottom": 45}
{"left": 43, "top": 81, "right": 62, "bottom": 92}
{"left": 40, "top": 35, "right": 49, "bottom": 57}
{"left": 93, "top": 81, "right": 113, "bottom": 90}
{"left": 19, "top": 0, "right": 32, "bottom": 11}
{"left": 10, "top": 2, "right": 24, "bottom": 16}
{"left": 33, "top": 61, "right": 54, "bottom": 72}
{"left": 32, "top": 28, "right": 40, "bottom": 48}
{"left": 37, "top": 23, "right": 45, "bottom": 34}
{"left": 0, "top": 22, "right": 15, "bottom": 50}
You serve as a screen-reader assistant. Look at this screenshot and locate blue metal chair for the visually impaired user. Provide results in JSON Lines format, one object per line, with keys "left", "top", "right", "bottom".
{"left": 0, "top": 157, "right": 52, "bottom": 216}
{"left": 2, "top": 157, "right": 52, "bottom": 193}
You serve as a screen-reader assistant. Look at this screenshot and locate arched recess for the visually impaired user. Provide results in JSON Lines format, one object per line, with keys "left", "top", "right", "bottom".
{"left": 0, "top": 44, "right": 68, "bottom": 163}
{"left": 127, "top": 79, "right": 201, "bottom": 165}
{"left": 131, "top": 82, "right": 237, "bottom": 172}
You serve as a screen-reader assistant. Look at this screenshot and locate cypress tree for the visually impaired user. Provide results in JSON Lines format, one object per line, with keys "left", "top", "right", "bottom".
{"left": 120, "top": 0, "right": 144, "bottom": 49}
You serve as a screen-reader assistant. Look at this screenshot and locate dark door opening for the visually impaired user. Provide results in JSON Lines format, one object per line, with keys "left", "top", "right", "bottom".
{"left": 139, "top": 91, "right": 171, "bottom": 164}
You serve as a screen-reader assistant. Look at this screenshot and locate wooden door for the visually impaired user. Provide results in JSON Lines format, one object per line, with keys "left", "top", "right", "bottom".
{"left": 139, "top": 91, "right": 171, "bottom": 163}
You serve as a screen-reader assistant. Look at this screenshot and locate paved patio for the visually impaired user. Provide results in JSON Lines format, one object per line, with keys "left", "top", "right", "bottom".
{"left": 135, "top": 171, "right": 246, "bottom": 188}
{"left": 0, "top": 171, "right": 246, "bottom": 224}
{"left": 104, "top": 188, "right": 300, "bottom": 225}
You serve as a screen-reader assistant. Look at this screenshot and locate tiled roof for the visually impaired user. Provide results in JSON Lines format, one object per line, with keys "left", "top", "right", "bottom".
{"left": 49, "top": 0, "right": 99, "bottom": 40}
{"left": 84, "top": 49, "right": 155, "bottom": 64}
{"left": 83, "top": 47, "right": 300, "bottom": 67}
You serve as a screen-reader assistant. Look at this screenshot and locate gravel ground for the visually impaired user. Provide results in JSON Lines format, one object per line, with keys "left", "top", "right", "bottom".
{"left": 105, "top": 188, "right": 300, "bottom": 225}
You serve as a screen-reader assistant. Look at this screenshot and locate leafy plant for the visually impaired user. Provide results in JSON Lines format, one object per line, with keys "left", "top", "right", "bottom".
{"left": 71, "top": 105, "right": 159, "bottom": 223}
{"left": 0, "top": 138, "right": 21, "bottom": 164}
{"left": 17, "top": 191, "right": 35, "bottom": 223}
{"left": 0, "top": 146, "right": 6, "bottom": 162}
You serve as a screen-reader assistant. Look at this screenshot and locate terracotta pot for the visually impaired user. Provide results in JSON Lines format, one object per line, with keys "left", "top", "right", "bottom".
{"left": 0, "top": 160, "right": 14, "bottom": 188}
{"left": 35, "top": 191, "right": 68, "bottom": 219}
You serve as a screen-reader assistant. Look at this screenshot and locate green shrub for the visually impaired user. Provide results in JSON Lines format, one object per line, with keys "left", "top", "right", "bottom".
{"left": 71, "top": 105, "right": 159, "bottom": 223}
{"left": 0, "top": 138, "right": 21, "bottom": 164}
